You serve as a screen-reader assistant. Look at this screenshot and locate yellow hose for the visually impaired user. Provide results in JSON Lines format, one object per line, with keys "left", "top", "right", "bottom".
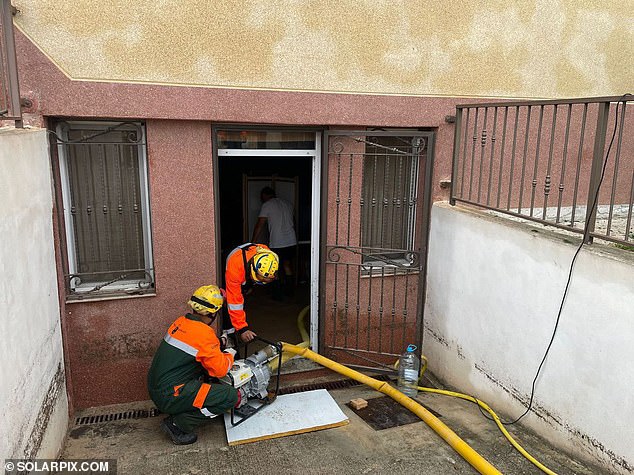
{"left": 296, "top": 305, "right": 310, "bottom": 343}
{"left": 395, "top": 352, "right": 555, "bottom": 475}
{"left": 269, "top": 341, "right": 309, "bottom": 372}
{"left": 282, "top": 343, "right": 502, "bottom": 475}
{"left": 268, "top": 306, "right": 312, "bottom": 372}
{"left": 417, "top": 386, "right": 557, "bottom": 475}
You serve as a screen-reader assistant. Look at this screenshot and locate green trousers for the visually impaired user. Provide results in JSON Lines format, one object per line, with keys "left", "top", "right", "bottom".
{"left": 151, "top": 380, "right": 238, "bottom": 433}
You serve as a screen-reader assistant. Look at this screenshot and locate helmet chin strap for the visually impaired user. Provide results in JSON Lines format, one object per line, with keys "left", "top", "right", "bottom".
{"left": 202, "top": 312, "right": 218, "bottom": 325}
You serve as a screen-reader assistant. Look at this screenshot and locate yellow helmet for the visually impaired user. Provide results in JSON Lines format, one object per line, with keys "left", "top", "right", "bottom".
{"left": 188, "top": 285, "right": 224, "bottom": 315}
{"left": 250, "top": 248, "right": 279, "bottom": 282}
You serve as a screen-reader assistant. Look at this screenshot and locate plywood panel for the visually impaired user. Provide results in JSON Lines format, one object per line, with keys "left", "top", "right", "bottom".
{"left": 224, "top": 389, "right": 348, "bottom": 446}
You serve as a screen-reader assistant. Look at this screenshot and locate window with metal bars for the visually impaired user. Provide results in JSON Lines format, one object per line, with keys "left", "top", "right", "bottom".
{"left": 56, "top": 121, "right": 154, "bottom": 298}
{"left": 361, "top": 135, "right": 421, "bottom": 267}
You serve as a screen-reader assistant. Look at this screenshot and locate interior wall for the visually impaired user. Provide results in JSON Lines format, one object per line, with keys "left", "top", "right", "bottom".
{"left": 424, "top": 202, "right": 634, "bottom": 474}
{"left": 0, "top": 128, "right": 68, "bottom": 460}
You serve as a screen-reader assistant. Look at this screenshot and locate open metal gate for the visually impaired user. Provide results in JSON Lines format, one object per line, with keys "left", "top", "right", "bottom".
{"left": 319, "top": 130, "right": 434, "bottom": 370}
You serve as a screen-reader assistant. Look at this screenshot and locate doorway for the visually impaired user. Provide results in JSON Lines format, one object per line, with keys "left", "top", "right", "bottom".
{"left": 213, "top": 127, "right": 321, "bottom": 350}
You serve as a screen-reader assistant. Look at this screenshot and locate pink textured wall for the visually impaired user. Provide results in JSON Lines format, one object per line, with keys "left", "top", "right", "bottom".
{"left": 16, "top": 30, "right": 460, "bottom": 409}
{"left": 60, "top": 120, "right": 216, "bottom": 408}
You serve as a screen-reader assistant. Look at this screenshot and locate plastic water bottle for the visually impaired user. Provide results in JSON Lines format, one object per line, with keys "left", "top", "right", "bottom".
{"left": 397, "top": 344, "right": 420, "bottom": 397}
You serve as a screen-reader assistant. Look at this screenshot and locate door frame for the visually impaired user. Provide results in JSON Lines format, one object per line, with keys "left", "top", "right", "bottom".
{"left": 212, "top": 125, "right": 323, "bottom": 350}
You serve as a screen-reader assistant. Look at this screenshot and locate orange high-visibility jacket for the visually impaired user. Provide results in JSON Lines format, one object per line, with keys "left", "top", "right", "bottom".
{"left": 225, "top": 243, "right": 272, "bottom": 333}
{"left": 147, "top": 314, "right": 234, "bottom": 410}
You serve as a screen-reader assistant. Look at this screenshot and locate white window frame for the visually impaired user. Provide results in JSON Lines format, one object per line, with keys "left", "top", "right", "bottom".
{"left": 57, "top": 121, "right": 155, "bottom": 299}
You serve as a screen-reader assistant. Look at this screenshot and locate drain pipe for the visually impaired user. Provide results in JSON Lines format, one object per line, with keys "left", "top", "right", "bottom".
{"left": 281, "top": 343, "right": 502, "bottom": 475}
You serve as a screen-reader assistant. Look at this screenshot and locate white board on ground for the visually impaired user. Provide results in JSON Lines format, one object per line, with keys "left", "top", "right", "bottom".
{"left": 224, "top": 389, "right": 349, "bottom": 446}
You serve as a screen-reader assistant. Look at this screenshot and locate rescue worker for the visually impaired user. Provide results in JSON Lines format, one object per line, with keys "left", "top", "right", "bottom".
{"left": 147, "top": 285, "right": 241, "bottom": 445}
{"left": 224, "top": 243, "right": 279, "bottom": 343}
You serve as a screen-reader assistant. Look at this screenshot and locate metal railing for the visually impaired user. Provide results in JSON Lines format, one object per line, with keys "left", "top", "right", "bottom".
{"left": 0, "top": 0, "right": 22, "bottom": 127}
{"left": 450, "top": 95, "right": 633, "bottom": 247}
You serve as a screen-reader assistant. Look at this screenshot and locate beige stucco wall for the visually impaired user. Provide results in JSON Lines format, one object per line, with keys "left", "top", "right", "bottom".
{"left": 14, "top": 0, "right": 633, "bottom": 99}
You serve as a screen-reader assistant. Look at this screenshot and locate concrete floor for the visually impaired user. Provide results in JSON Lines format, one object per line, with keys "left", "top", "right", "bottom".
{"left": 62, "top": 377, "right": 607, "bottom": 474}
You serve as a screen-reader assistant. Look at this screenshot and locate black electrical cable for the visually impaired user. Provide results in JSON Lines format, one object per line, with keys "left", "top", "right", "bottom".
{"left": 497, "top": 93, "right": 632, "bottom": 426}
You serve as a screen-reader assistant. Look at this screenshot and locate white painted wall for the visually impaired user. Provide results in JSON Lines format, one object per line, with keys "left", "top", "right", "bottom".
{"left": 0, "top": 128, "right": 68, "bottom": 460}
{"left": 424, "top": 202, "right": 634, "bottom": 474}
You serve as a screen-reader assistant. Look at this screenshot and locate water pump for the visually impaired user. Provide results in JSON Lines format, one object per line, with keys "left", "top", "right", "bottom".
{"left": 220, "top": 337, "right": 282, "bottom": 425}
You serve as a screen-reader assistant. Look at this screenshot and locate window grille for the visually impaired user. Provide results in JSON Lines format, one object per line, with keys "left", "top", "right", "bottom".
{"left": 56, "top": 121, "right": 154, "bottom": 298}
{"left": 361, "top": 135, "right": 421, "bottom": 265}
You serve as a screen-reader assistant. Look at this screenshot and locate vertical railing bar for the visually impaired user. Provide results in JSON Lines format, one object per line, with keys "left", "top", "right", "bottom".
{"left": 390, "top": 268, "right": 397, "bottom": 354}
{"left": 370, "top": 150, "right": 378, "bottom": 249}
{"left": 460, "top": 108, "right": 471, "bottom": 198}
{"left": 496, "top": 106, "right": 509, "bottom": 208}
{"left": 571, "top": 103, "right": 589, "bottom": 227}
{"left": 87, "top": 144, "right": 98, "bottom": 272}
{"left": 542, "top": 104, "right": 558, "bottom": 219}
{"left": 343, "top": 263, "right": 350, "bottom": 348}
{"left": 625, "top": 166, "right": 634, "bottom": 241}
{"left": 476, "top": 107, "right": 489, "bottom": 202}
{"left": 331, "top": 144, "right": 341, "bottom": 349}
{"left": 518, "top": 106, "right": 533, "bottom": 213}
{"left": 0, "top": 0, "right": 23, "bottom": 127}
{"left": 356, "top": 264, "right": 361, "bottom": 349}
{"left": 468, "top": 108, "right": 480, "bottom": 200}
{"left": 359, "top": 156, "right": 365, "bottom": 250}
{"left": 115, "top": 142, "right": 127, "bottom": 267}
{"left": 486, "top": 107, "right": 498, "bottom": 206}
{"left": 556, "top": 104, "right": 573, "bottom": 224}
{"left": 398, "top": 155, "right": 407, "bottom": 253}
{"left": 390, "top": 145, "right": 399, "bottom": 245}
{"left": 584, "top": 101, "right": 611, "bottom": 244}
{"left": 334, "top": 153, "right": 342, "bottom": 245}
{"left": 401, "top": 269, "right": 410, "bottom": 351}
{"left": 506, "top": 106, "right": 520, "bottom": 211}
{"left": 379, "top": 266, "right": 385, "bottom": 353}
{"left": 66, "top": 143, "right": 82, "bottom": 271}
{"left": 406, "top": 149, "right": 418, "bottom": 250}
{"left": 379, "top": 148, "right": 389, "bottom": 248}
{"left": 109, "top": 144, "right": 120, "bottom": 270}
{"left": 130, "top": 144, "right": 142, "bottom": 269}
{"left": 346, "top": 152, "right": 354, "bottom": 245}
{"left": 606, "top": 101, "right": 626, "bottom": 237}
{"left": 529, "top": 105, "right": 545, "bottom": 216}
{"left": 450, "top": 108, "right": 463, "bottom": 205}
{"left": 367, "top": 269, "right": 373, "bottom": 352}
{"left": 100, "top": 143, "right": 112, "bottom": 271}
{"left": 332, "top": 263, "right": 339, "bottom": 348}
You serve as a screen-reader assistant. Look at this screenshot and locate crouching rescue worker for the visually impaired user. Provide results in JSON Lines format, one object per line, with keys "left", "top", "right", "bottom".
{"left": 148, "top": 285, "right": 240, "bottom": 445}
{"left": 224, "top": 243, "right": 279, "bottom": 343}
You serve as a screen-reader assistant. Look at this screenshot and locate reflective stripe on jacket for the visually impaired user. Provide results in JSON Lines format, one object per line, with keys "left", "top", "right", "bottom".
{"left": 225, "top": 242, "right": 272, "bottom": 331}
{"left": 147, "top": 313, "right": 234, "bottom": 396}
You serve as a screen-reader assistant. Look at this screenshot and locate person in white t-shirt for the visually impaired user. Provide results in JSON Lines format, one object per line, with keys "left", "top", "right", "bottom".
{"left": 251, "top": 186, "right": 297, "bottom": 299}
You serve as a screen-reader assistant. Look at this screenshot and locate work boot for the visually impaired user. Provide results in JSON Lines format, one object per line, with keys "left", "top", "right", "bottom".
{"left": 161, "top": 416, "right": 197, "bottom": 445}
